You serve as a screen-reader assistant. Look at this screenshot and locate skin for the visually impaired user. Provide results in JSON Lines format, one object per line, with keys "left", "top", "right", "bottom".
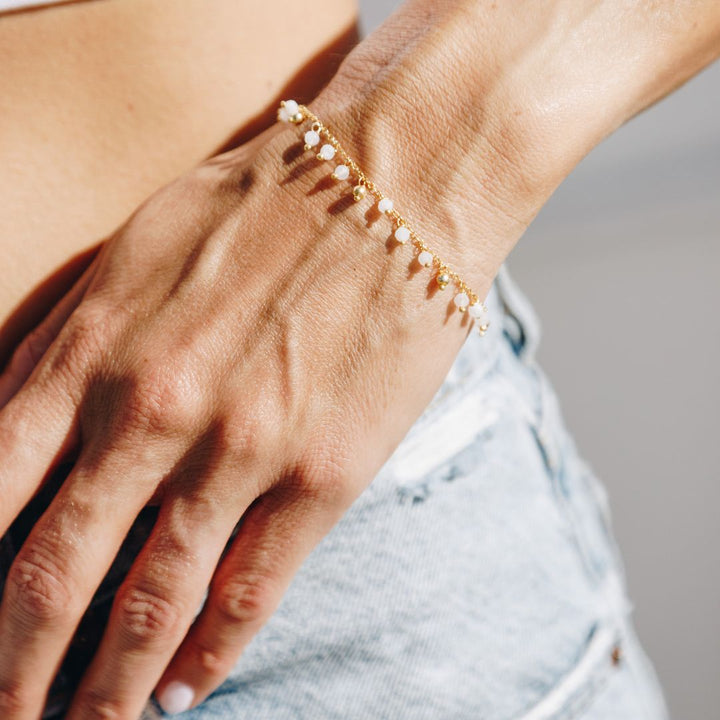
{"left": 0, "top": 0, "right": 718, "bottom": 718}
{"left": 0, "top": 0, "right": 359, "bottom": 357}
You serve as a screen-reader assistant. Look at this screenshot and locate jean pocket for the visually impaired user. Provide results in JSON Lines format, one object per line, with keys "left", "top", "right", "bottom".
{"left": 506, "top": 362, "right": 624, "bottom": 587}
{"left": 496, "top": 263, "right": 543, "bottom": 363}
{"left": 514, "top": 617, "right": 625, "bottom": 720}
{"left": 352, "top": 368, "right": 634, "bottom": 720}
{"left": 383, "top": 364, "right": 501, "bottom": 503}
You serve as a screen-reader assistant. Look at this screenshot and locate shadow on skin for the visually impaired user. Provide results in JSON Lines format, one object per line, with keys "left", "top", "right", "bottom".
{"left": 0, "top": 18, "right": 361, "bottom": 371}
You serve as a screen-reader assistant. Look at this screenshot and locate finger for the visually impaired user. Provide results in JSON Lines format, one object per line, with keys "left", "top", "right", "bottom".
{"left": 0, "top": 258, "right": 98, "bottom": 409}
{"left": 0, "top": 260, "right": 100, "bottom": 533}
{"left": 155, "top": 479, "right": 346, "bottom": 714}
{"left": 0, "top": 443, "right": 174, "bottom": 720}
{"left": 0, "top": 381, "right": 79, "bottom": 536}
{"left": 66, "top": 477, "right": 260, "bottom": 720}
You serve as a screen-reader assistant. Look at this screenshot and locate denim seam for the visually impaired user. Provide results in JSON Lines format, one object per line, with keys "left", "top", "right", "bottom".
{"left": 513, "top": 618, "right": 624, "bottom": 720}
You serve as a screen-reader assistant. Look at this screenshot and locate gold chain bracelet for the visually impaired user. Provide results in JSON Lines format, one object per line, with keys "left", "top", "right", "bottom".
{"left": 277, "top": 99, "right": 490, "bottom": 334}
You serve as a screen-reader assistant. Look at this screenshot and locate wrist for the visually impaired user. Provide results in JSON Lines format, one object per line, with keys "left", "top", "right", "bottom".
{"left": 305, "top": 1, "right": 586, "bottom": 288}
{"left": 307, "top": 59, "right": 555, "bottom": 295}
{"left": 306, "top": 0, "right": 720, "bottom": 286}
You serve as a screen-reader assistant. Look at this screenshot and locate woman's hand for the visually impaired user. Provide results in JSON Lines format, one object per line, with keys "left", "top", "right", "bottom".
{"left": 0, "top": 79, "right": 524, "bottom": 716}
{"left": 0, "top": 1, "right": 718, "bottom": 718}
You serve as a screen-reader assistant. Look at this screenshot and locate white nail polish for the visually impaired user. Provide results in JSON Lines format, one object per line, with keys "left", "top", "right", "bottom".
{"left": 158, "top": 681, "right": 194, "bottom": 714}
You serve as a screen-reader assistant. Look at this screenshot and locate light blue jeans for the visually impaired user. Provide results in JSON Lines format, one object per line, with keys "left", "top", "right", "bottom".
{"left": 133, "top": 266, "right": 668, "bottom": 719}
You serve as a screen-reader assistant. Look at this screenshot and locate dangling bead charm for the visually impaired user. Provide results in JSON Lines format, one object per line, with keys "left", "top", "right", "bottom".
{"left": 352, "top": 184, "right": 367, "bottom": 202}
{"left": 304, "top": 130, "right": 320, "bottom": 150}
{"left": 394, "top": 225, "right": 410, "bottom": 244}
{"left": 436, "top": 272, "right": 451, "bottom": 290}
{"left": 417, "top": 250, "right": 433, "bottom": 267}
{"left": 453, "top": 291, "right": 470, "bottom": 311}
{"left": 277, "top": 100, "right": 490, "bottom": 334}
{"left": 277, "top": 99, "right": 299, "bottom": 122}
{"left": 468, "top": 302, "right": 489, "bottom": 327}
{"left": 378, "top": 198, "right": 394, "bottom": 214}
{"left": 317, "top": 144, "right": 336, "bottom": 161}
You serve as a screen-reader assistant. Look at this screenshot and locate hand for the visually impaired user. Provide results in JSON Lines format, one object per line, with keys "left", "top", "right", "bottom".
{"left": 0, "top": 87, "right": 517, "bottom": 716}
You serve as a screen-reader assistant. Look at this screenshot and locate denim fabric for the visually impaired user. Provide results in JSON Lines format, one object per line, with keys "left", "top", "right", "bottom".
{"left": 0, "top": 265, "right": 669, "bottom": 719}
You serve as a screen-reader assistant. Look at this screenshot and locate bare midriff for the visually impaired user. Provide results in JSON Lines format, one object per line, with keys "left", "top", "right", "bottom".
{"left": 0, "top": 0, "right": 359, "bottom": 362}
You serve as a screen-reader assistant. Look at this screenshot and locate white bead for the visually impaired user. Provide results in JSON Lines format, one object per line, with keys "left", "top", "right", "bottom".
{"left": 318, "top": 144, "right": 336, "bottom": 160}
{"left": 468, "top": 302, "right": 484, "bottom": 318}
{"left": 453, "top": 291, "right": 470, "bottom": 309}
{"left": 417, "top": 250, "right": 433, "bottom": 267}
{"left": 283, "top": 99, "right": 299, "bottom": 116}
{"left": 378, "top": 198, "right": 394, "bottom": 213}
{"left": 304, "top": 130, "right": 320, "bottom": 147}
{"left": 332, "top": 164, "right": 350, "bottom": 180}
{"left": 277, "top": 106, "right": 290, "bottom": 122}
{"left": 468, "top": 303, "right": 489, "bottom": 324}
{"left": 394, "top": 226, "right": 411, "bottom": 244}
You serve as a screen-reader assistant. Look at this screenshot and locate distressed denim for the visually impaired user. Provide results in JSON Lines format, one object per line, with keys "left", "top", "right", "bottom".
{"left": 0, "top": 265, "right": 669, "bottom": 719}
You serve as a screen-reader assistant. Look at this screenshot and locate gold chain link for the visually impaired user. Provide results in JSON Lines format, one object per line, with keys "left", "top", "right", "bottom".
{"left": 279, "top": 102, "right": 489, "bottom": 330}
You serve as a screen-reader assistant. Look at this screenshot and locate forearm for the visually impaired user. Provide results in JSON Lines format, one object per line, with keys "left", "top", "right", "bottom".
{"left": 307, "top": 0, "right": 720, "bottom": 292}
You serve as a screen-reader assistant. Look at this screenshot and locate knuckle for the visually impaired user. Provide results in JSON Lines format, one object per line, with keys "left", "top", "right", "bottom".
{"left": 201, "top": 410, "right": 279, "bottom": 497}
{"left": 7, "top": 545, "right": 74, "bottom": 623}
{"left": 23, "top": 323, "right": 55, "bottom": 367}
{"left": 215, "top": 411, "right": 268, "bottom": 463}
{"left": 8, "top": 323, "right": 55, "bottom": 378}
{"left": 121, "top": 365, "right": 206, "bottom": 437}
{"left": 50, "top": 304, "right": 112, "bottom": 373}
{"left": 0, "top": 412, "right": 24, "bottom": 455}
{"left": 152, "top": 527, "right": 199, "bottom": 567}
{"left": 190, "top": 638, "right": 233, "bottom": 678}
{"left": 291, "top": 441, "right": 356, "bottom": 507}
{"left": 115, "top": 585, "right": 182, "bottom": 645}
{"left": 213, "top": 575, "right": 277, "bottom": 626}
{"left": 0, "top": 681, "right": 29, "bottom": 715}
{"left": 74, "top": 687, "right": 124, "bottom": 720}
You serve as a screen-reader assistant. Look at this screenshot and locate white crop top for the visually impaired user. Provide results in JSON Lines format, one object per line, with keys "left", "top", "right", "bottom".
{"left": 0, "top": 0, "right": 65, "bottom": 10}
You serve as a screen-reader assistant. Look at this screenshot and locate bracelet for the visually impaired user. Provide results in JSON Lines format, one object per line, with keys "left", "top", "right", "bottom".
{"left": 277, "top": 99, "right": 490, "bottom": 334}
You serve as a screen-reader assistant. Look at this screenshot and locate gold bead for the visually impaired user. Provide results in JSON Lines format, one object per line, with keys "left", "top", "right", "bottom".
{"left": 436, "top": 272, "right": 451, "bottom": 290}
{"left": 289, "top": 112, "right": 304, "bottom": 124}
{"left": 352, "top": 184, "right": 367, "bottom": 202}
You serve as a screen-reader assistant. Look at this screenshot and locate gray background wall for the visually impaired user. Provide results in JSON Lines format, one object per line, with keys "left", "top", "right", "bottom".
{"left": 360, "top": 3, "right": 719, "bottom": 719}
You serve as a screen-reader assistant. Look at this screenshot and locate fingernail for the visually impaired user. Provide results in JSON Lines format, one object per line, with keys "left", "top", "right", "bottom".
{"left": 157, "top": 681, "right": 194, "bottom": 714}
